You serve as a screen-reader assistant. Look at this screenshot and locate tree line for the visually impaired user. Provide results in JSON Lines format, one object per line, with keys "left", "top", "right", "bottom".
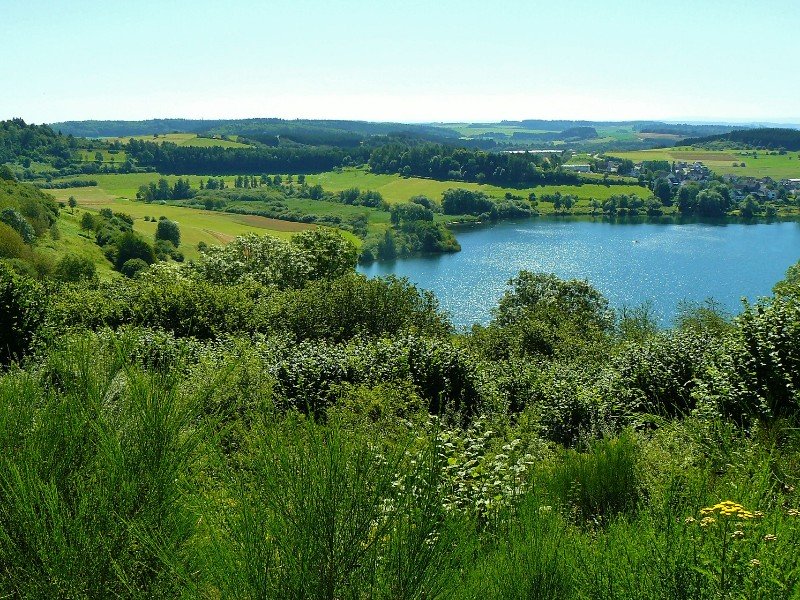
{"left": 368, "top": 142, "right": 583, "bottom": 187}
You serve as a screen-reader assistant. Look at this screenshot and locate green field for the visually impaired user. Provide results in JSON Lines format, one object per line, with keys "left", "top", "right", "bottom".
{"left": 441, "top": 124, "right": 554, "bottom": 138}
{"left": 307, "top": 168, "right": 648, "bottom": 205}
{"left": 75, "top": 149, "right": 129, "bottom": 163}
{"left": 105, "top": 133, "right": 251, "bottom": 149}
{"left": 47, "top": 187, "right": 314, "bottom": 260}
{"left": 613, "top": 147, "right": 800, "bottom": 180}
{"left": 58, "top": 173, "right": 216, "bottom": 199}
{"left": 45, "top": 169, "right": 656, "bottom": 262}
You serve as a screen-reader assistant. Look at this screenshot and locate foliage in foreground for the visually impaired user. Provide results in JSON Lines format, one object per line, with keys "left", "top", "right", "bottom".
{"left": 1, "top": 245, "right": 800, "bottom": 597}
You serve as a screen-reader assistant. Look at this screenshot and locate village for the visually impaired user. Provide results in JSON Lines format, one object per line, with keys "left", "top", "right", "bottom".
{"left": 580, "top": 156, "right": 800, "bottom": 201}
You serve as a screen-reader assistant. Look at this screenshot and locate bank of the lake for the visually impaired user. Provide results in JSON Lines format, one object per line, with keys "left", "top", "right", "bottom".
{"left": 358, "top": 216, "right": 800, "bottom": 327}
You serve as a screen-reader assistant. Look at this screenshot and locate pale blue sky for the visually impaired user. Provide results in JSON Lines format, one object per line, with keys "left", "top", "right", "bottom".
{"left": 2, "top": 0, "right": 798, "bottom": 124}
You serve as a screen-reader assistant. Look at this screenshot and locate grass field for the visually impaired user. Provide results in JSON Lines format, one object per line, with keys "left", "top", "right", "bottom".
{"left": 47, "top": 187, "right": 313, "bottom": 260}
{"left": 307, "top": 168, "right": 648, "bottom": 205}
{"left": 58, "top": 173, "right": 214, "bottom": 199}
{"left": 105, "top": 133, "right": 251, "bottom": 149}
{"left": 75, "top": 149, "right": 129, "bottom": 163}
{"left": 612, "top": 147, "right": 800, "bottom": 180}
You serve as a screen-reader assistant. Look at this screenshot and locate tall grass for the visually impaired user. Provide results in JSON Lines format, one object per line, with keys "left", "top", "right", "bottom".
{"left": 0, "top": 333, "right": 205, "bottom": 598}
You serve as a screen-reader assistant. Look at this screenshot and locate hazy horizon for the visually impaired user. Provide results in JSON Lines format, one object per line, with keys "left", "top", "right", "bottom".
{"left": 3, "top": 0, "right": 798, "bottom": 124}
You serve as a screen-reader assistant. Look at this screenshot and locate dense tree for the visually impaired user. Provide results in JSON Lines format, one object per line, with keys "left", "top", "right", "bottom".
{"left": 115, "top": 232, "right": 155, "bottom": 270}
{"left": 368, "top": 142, "right": 584, "bottom": 187}
{"left": 494, "top": 271, "right": 614, "bottom": 331}
{"left": 125, "top": 139, "right": 367, "bottom": 175}
{"left": 155, "top": 219, "right": 181, "bottom": 247}
{"left": 653, "top": 178, "right": 672, "bottom": 204}
{"left": 390, "top": 202, "right": 434, "bottom": 224}
{"left": 290, "top": 229, "right": 359, "bottom": 281}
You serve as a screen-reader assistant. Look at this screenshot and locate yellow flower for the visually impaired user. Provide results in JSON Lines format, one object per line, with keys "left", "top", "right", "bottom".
{"left": 700, "top": 516, "right": 716, "bottom": 527}
{"left": 750, "top": 559, "right": 761, "bottom": 567}
{"left": 763, "top": 534, "right": 777, "bottom": 542}
{"left": 731, "top": 530, "right": 745, "bottom": 539}
{"left": 787, "top": 508, "right": 800, "bottom": 517}
{"left": 684, "top": 516, "right": 696, "bottom": 525}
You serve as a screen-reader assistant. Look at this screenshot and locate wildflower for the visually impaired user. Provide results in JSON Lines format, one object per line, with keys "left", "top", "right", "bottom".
{"left": 787, "top": 508, "right": 800, "bottom": 517}
{"left": 684, "top": 516, "right": 696, "bottom": 525}
{"left": 700, "top": 516, "right": 716, "bottom": 527}
{"left": 763, "top": 534, "right": 777, "bottom": 542}
{"left": 699, "top": 500, "right": 755, "bottom": 520}
{"left": 731, "top": 530, "right": 745, "bottom": 539}
{"left": 753, "top": 511, "right": 764, "bottom": 518}
{"left": 750, "top": 559, "right": 761, "bottom": 567}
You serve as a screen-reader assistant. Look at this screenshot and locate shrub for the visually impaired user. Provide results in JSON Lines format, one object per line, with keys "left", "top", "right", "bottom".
{"left": 0, "top": 263, "right": 46, "bottom": 364}
{"left": 53, "top": 253, "right": 97, "bottom": 283}
{"left": 120, "top": 258, "right": 149, "bottom": 278}
{"left": 115, "top": 231, "right": 155, "bottom": 270}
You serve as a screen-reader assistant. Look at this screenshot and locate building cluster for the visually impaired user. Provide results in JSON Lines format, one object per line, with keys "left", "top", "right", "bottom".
{"left": 665, "top": 161, "right": 712, "bottom": 185}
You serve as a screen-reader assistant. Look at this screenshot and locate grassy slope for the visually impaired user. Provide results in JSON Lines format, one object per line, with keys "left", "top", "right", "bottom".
{"left": 105, "top": 133, "right": 250, "bottom": 148}
{"left": 47, "top": 186, "right": 313, "bottom": 261}
{"left": 613, "top": 147, "right": 800, "bottom": 180}
{"left": 39, "top": 210, "right": 117, "bottom": 277}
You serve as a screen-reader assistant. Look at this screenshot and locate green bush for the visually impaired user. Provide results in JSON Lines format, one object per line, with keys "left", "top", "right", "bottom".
{"left": 120, "top": 257, "right": 149, "bottom": 278}
{"left": 115, "top": 231, "right": 155, "bottom": 270}
{"left": 0, "top": 263, "right": 46, "bottom": 364}
{"left": 53, "top": 253, "right": 97, "bottom": 283}
{"left": 0, "top": 333, "right": 205, "bottom": 597}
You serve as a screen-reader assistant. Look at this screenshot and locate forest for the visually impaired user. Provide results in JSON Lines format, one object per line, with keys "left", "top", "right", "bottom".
{"left": 682, "top": 128, "right": 800, "bottom": 152}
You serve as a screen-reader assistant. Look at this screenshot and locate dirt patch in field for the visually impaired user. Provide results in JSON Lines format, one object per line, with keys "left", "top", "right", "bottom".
{"left": 671, "top": 152, "right": 738, "bottom": 162}
{"left": 204, "top": 229, "right": 235, "bottom": 243}
{"left": 231, "top": 215, "right": 314, "bottom": 232}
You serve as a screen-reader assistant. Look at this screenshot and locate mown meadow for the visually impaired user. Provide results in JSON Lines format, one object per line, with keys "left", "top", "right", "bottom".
{"left": 613, "top": 148, "right": 800, "bottom": 180}
{"left": 2, "top": 221, "right": 800, "bottom": 598}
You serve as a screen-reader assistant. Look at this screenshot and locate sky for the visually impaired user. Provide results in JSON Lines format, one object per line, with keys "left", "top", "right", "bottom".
{"left": 2, "top": 0, "right": 798, "bottom": 124}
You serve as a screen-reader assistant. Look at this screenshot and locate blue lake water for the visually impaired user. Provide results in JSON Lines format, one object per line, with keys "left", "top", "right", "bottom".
{"left": 358, "top": 218, "right": 800, "bottom": 328}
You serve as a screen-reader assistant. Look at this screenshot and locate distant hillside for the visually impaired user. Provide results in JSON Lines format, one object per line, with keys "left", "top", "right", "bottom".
{"left": 682, "top": 128, "right": 800, "bottom": 151}
{"left": 638, "top": 123, "right": 745, "bottom": 137}
{"left": 499, "top": 119, "right": 661, "bottom": 130}
{"left": 49, "top": 119, "right": 223, "bottom": 138}
{"left": 50, "top": 119, "right": 462, "bottom": 145}
{"left": 560, "top": 126, "right": 598, "bottom": 140}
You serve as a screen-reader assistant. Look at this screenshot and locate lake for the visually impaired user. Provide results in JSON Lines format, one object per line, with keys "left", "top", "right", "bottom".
{"left": 358, "top": 217, "right": 800, "bottom": 328}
